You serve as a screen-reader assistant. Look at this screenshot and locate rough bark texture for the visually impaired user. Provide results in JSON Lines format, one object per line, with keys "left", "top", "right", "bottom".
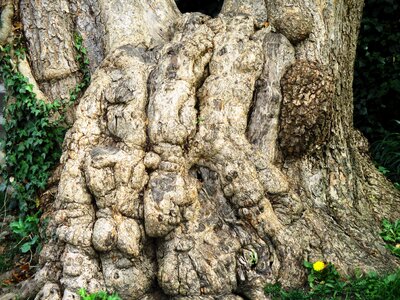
{"left": 0, "top": 0, "right": 13, "bottom": 44}
{"left": 1, "top": 0, "right": 400, "bottom": 299}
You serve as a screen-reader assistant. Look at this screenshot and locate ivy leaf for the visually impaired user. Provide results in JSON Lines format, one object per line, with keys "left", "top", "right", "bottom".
{"left": 17, "top": 143, "right": 25, "bottom": 152}
{"left": 20, "top": 236, "right": 38, "bottom": 253}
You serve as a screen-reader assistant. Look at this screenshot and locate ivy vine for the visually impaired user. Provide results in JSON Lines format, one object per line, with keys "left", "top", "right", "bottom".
{"left": 69, "top": 33, "right": 91, "bottom": 104}
{"left": 0, "top": 43, "right": 65, "bottom": 212}
{"left": 0, "top": 34, "right": 90, "bottom": 255}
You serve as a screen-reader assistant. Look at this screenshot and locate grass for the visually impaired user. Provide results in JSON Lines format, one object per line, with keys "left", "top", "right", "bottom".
{"left": 265, "top": 268, "right": 400, "bottom": 300}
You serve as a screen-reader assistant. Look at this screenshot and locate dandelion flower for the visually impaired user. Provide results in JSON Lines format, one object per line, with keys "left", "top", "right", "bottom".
{"left": 313, "top": 261, "right": 326, "bottom": 272}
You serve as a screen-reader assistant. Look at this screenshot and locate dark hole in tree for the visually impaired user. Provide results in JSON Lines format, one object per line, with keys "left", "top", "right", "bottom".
{"left": 175, "top": 0, "right": 224, "bottom": 17}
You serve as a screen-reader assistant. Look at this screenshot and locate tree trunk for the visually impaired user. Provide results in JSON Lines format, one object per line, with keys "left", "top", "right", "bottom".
{"left": 1, "top": 0, "right": 400, "bottom": 299}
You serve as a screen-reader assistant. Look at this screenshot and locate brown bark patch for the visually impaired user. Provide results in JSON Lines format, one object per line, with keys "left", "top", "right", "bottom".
{"left": 279, "top": 60, "right": 335, "bottom": 157}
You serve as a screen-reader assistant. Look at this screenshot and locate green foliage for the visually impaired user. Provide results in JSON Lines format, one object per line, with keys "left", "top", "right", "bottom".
{"left": 353, "top": 0, "right": 400, "bottom": 185}
{"left": 354, "top": 0, "right": 400, "bottom": 138}
{"left": 303, "top": 261, "right": 340, "bottom": 289}
{"left": 381, "top": 219, "right": 400, "bottom": 257}
{"left": 10, "top": 212, "right": 41, "bottom": 253}
{"left": 0, "top": 33, "right": 90, "bottom": 259}
{"left": 265, "top": 263, "right": 400, "bottom": 300}
{"left": 0, "top": 33, "right": 90, "bottom": 213}
{"left": 0, "top": 43, "right": 65, "bottom": 213}
{"left": 69, "top": 33, "right": 91, "bottom": 104}
{"left": 78, "top": 288, "right": 122, "bottom": 300}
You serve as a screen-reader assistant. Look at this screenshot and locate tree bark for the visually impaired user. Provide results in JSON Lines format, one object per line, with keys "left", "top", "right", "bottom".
{"left": 1, "top": 0, "right": 400, "bottom": 299}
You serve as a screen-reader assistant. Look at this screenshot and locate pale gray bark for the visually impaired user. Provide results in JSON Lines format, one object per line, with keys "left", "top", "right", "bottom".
{"left": 20, "top": 0, "right": 79, "bottom": 102}
{"left": 0, "top": 0, "right": 13, "bottom": 44}
{"left": 1, "top": 0, "right": 400, "bottom": 299}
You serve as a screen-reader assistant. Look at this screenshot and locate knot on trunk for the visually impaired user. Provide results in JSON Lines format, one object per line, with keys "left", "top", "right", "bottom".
{"left": 279, "top": 60, "right": 334, "bottom": 157}
{"left": 268, "top": 0, "right": 314, "bottom": 44}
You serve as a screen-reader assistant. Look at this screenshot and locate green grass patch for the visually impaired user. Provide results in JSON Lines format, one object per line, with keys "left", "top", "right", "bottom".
{"left": 78, "top": 288, "right": 122, "bottom": 300}
{"left": 265, "top": 268, "right": 400, "bottom": 300}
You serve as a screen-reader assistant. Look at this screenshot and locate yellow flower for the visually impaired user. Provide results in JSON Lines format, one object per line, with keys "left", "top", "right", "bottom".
{"left": 313, "top": 261, "right": 326, "bottom": 272}
{"left": 396, "top": 244, "right": 400, "bottom": 249}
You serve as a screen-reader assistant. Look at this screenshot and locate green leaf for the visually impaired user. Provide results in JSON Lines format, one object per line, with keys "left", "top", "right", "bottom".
{"left": 303, "top": 260, "right": 313, "bottom": 268}
{"left": 17, "top": 143, "right": 25, "bottom": 152}
{"left": 20, "top": 242, "right": 32, "bottom": 253}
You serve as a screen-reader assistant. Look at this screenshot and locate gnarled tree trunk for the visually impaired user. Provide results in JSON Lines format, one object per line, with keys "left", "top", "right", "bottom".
{"left": 1, "top": 0, "right": 400, "bottom": 299}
